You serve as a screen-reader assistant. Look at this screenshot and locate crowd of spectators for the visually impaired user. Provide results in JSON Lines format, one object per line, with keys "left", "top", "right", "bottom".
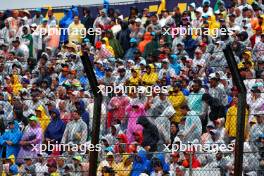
{"left": 0, "top": 0, "right": 264, "bottom": 175}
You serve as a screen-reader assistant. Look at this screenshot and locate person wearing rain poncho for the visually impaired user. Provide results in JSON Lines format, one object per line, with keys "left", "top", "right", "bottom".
{"left": 126, "top": 99, "right": 146, "bottom": 143}
{"left": 0, "top": 93, "right": 14, "bottom": 130}
{"left": 226, "top": 142, "right": 259, "bottom": 175}
{"left": 138, "top": 32, "right": 152, "bottom": 53}
{"left": 97, "top": 152, "right": 118, "bottom": 176}
{"left": 155, "top": 105, "right": 175, "bottom": 149}
{"left": 17, "top": 115, "right": 42, "bottom": 164}
{"left": 249, "top": 113, "right": 264, "bottom": 151}
{"left": 127, "top": 67, "right": 141, "bottom": 86}
{"left": 141, "top": 64, "right": 158, "bottom": 86}
{"left": 225, "top": 96, "right": 249, "bottom": 140}
{"left": 0, "top": 120, "right": 22, "bottom": 158}
{"left": 131, "top": 149, "right": 151, "bottom": 176}
{"left": 136, "top": 117, "right": 160, "bottom": 152}
{"left": 107, "top": 89, "right": 130, "bottom": 128}
{"left": 116, "top": 154, "right": 133, "bottom": 176}
{"left": 10, "top": 74, "right": 23, "bottom": 96}
{"left": 106, "top": 30, "right": 124, "bottom": 58}
{"left": 2, "top": 154, "right": 19, "bottom": 176}
{"left": 124, "top": 38, "right": 138, "bottom": 60}
{"left": 168, "top": 83, "right": 186, "bottom": 123}
{"left": 180, "top": 104, "right": 202, "bottom": 143}
{"left": 142, "top": 32, "right": 159, "bottom": 59}
{"left": 101, "top": 37, "right": 115, "bottom": 56}
{"left": 35, "top": 105, "right": 50, "bottom": 132}
{"left": 149, "top": 153, "right": 170, "bottom": 175}
{"left": 238, "top": 50, "right": 255, "bottom": 70}
{"left": 44, "top": 108, "right": 66, "bottom": 144}
{"left": 99, "top": 134, "right": 114, "bottom": 161}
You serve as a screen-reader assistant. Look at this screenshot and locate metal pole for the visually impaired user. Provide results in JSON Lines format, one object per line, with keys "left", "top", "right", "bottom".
{"left": 189, "top": 152, "right": 193, "bottom": 176}
{"left": 80, "top": 51, "right": 103, "bottom": 176}
{"left": 223, "top": 44, "right": 247, "bottom": 176}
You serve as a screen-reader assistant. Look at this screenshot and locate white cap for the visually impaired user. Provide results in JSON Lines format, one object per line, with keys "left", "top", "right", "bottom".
{"left": 118, "top": 15, "right": 124, "bottom": 20}
{"left": 209, "top": 73, "right": 217, "bottom": 79}
{"left": 135, "top": 18, "right": 142, "bottom": 23}
{"left": 189, "top": 3, "right": 196, "bottom": 8}
{"left": 139, "top": 59, "right": 146, "bottom": 66}
{"left": 96, "top": 60, "right": 103, "bottom": 65}
{"left": 162, "top": 58, "right": 170, "bottom": 63}
{"left": 127, "top": 60, "right": 135, "bottom": 65}
{"left": 30, "top": 23, "right": 37, "bottom": 28}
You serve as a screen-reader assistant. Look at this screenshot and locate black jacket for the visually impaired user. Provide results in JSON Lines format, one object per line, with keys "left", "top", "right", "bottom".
{"left": 137, "top": 117, "right": 160, "bottom": 152}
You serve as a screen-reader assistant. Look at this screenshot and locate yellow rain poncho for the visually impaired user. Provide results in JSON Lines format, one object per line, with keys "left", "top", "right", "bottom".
{"left": 225, "top": 105, "right": 249, "bottom": 139}
{"left": 116, "top": 154, "right": 133, "bottom": 176}
{"left": 11, "top": 75, "right": 22, "bottom": 96}
{"left": 128, "top": 68, "right": 141, "bottom": 86}
{"left": 238, "top": 50, "right": 254, "bottom": 69}
{"left": 168, "top": 89, "right": 186, "bottom": 123}
{"left": 142, "top": 64, "right": 158, "bottom": 85}
{"left": 102, "top": 37, "right": 115, "bottom": 56}
{"left": 35, "top": 105, "right": 50, "bottom": 131}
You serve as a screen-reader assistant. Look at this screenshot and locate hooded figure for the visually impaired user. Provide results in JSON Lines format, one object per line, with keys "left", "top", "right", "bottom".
{"left": 128, "top": 67, "right": 141, "bottom": 86}
{"left": 136, "top": 117, "right": 160, "bottom": 152}
{"left": 0, "top": 99, "right": 14, "bottom": 129}
{"left": 44, "top": 108, "right": 66, "bottom": 143}
{"left": 155, "top": 105, "right": 175, "bottom": 145}
{"left": 114, "top": 133, "right": 130, "bottom": 153}
{"left": 11, "top": 74, "right": 23, "bottom": 96}
{"left": 75, "top": 100, "right": 90, "bottom": 132}
{"left": 116, "top": 154, "right": 133, "bottom": 176}
{"left": 59, "top": 8, "right": 73, "bottom": 43}
{"left": 126, "top": 101, "right": 146, "bottom": 143}
{"left": 35, "top": 105, "right": 51, "bottom": 131}
{"left": 101, "top": 134, "right": 114, "bottom": 153}
{"left": 102, "top": 37, "right": 115, "bottom": 56}
{"left": 182, "top": 35, "right": 198, "bottom": 59}
{"left": 131, "top": 150, "right": 151, "bottom": 176}
{"left": 169, "top": 54, "right": 181, "bottom": 75}
{"left": 142, "top": 64, "right": 158, "bottom": 85}
{"left": 138, "top": 32, "right": 152, "bottom": 53}
{"left": 150, "top": 153, "right": 170, "bottom": 174}
{"left": 116, "top": 21, "right": 131, "bottom": 52}
{"left": 106, "top": 30, "right": 124, "bottom": 58}
{"left": 124, "top": 38, "right": 138, "bottom": 60}
{"left": 0, "top": 121, "right": 22, "bottom": 158}
{"left": 142, "top": 33, "right": 159, "bottom": 58}
{"left": 201, "top": 93, "right": 226, "bottom": 121}
{"left": 17, "top": 116, "right": 42, "bottom": 164}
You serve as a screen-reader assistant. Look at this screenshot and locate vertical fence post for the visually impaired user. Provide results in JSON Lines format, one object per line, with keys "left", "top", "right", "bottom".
{"left": 223, "top": 44, "right": 247, "bottom": 176}
{"left": 189, "top": 152, "right": 193, "bottom": 176}
{"left": 80, "top": 51, "right": 103, "bottom": 176}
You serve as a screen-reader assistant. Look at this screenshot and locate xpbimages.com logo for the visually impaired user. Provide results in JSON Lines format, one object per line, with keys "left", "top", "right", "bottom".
{"left": 97, "top": 83, "right": 169, "bottom": 96}
{"left": 31, "top": 141, "right": 102, "bottom": 155}
{"left": 163, "top": 142, "right": 234, "bottom": 154}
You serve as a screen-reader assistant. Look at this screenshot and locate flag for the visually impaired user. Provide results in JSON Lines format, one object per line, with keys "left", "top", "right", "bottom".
{"left": 104, "top": 0, "right": 110, "bottom": 11}
{"left": 157, "top": 0, "right": 166, "bottom": 14}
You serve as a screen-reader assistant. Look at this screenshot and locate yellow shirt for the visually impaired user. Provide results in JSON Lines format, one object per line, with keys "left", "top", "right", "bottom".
{"left": 68, "top": 22, "right": 85, "bottom": 44}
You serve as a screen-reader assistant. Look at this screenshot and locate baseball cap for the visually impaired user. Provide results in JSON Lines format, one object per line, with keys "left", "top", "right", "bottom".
{"left": 73, "top": 155, "right": 83, "bottom": 162}
{"left": 135, "top": 18, "right": 142, "bottom": 23}
{"left": 29, "top": 115, "right": 38, "bottom": 122}
{"left": 130, "top": 38, "right": 137, "bottom": 43}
